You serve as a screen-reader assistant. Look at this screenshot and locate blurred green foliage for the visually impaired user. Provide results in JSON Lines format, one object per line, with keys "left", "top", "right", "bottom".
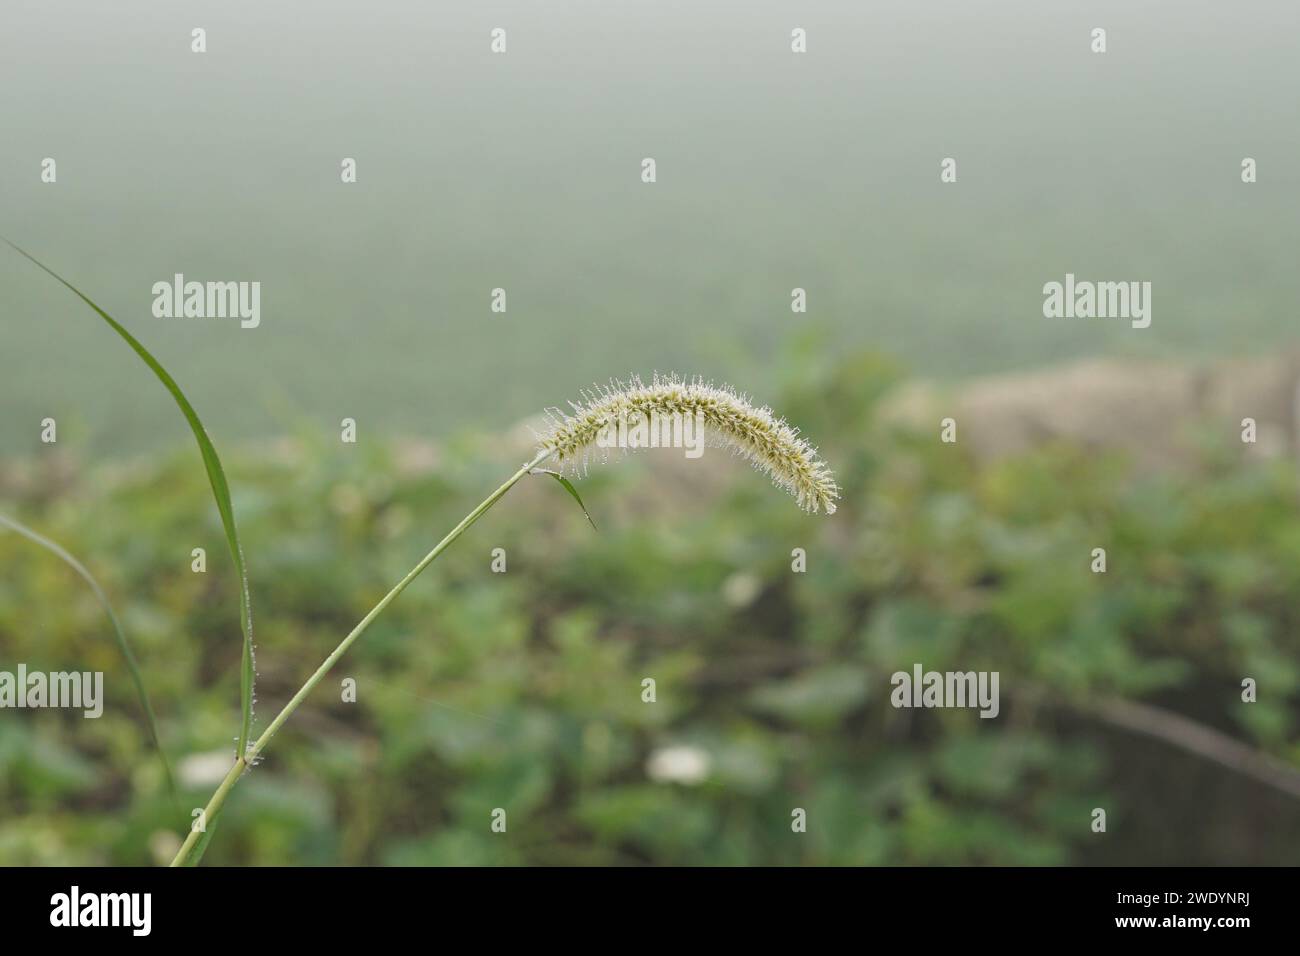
{"left": 1, "top": 345, "right": 1298, "bottom": 865}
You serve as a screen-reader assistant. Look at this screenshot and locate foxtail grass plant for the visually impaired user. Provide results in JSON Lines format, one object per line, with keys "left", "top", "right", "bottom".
{"left": 170, "top": 380, "right": 836, "bottom": 865}
{"left": 6, "top": 242, "right": 837, "bottom": 866}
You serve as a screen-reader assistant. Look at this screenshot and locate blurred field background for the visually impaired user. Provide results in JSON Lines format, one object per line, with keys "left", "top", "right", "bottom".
{"left": 3, "top": 0, "right": 1300, "bottom": 864}
{"left": 2, "top": 343, "right": 1300, "bottom": 865}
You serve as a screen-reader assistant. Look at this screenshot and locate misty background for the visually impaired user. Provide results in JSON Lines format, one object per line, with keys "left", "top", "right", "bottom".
{"left": 3, "top": 0, "right": 1298, "bottom": 453}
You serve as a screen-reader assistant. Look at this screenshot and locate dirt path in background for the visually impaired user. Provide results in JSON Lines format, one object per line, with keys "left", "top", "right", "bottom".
{"left": 881, "top": 355, "right": 1300, "bottom": 469}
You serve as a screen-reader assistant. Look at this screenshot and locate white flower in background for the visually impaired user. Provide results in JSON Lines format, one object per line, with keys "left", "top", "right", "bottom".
{"left": 178, "top": 749, "right": 235, "bottom": 788}
{"left": 723, "top": 571, "right": 762, "bottom": 608}
{"left": 646, "top": 744, "right": 712, "bottom": 785}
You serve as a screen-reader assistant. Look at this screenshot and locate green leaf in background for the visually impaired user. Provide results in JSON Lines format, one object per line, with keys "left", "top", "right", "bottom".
{"left": 3, "top": 239, "right": 257, "bottom": 757}
{"left": 0, "top": 512, "right": 176, "bottom": 800}
{"left": 748, "top": 665, "right": 871, "bottom": 726}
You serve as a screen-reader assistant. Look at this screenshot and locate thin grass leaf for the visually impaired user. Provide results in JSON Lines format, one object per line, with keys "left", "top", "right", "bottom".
{"left": 535, "top": 470, "right": 598, "bottom": 530}
{"left": 3, "top": 239, "right": 256, "bottom": 756}
{"left": 0, "top": 513, "right": 177, "bottom": 799}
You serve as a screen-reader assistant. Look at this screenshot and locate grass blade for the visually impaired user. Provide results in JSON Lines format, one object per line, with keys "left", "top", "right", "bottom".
{"left": 0, "top": 513, "right": 177, "bottom": 799}
{"left": 540, "top": 471, "right": 598, "bottom": 531}
{"left": 3, "top": 239, "right": 257, "bottom": 756}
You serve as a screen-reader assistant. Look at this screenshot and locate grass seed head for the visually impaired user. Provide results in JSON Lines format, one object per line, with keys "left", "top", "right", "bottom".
{"left": 537, "top": 374, "right": 840, "bottom": 514}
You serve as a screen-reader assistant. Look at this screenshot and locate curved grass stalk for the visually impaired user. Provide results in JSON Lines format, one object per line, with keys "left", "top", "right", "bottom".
{"left": 0, "top": 513, "right": 176, "bottom": 799}
{"left": 3, "top": 239, "right": 257, "bottom": 757}
{"left": 170, "top": 449, "right": 551, "bottom": 865}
